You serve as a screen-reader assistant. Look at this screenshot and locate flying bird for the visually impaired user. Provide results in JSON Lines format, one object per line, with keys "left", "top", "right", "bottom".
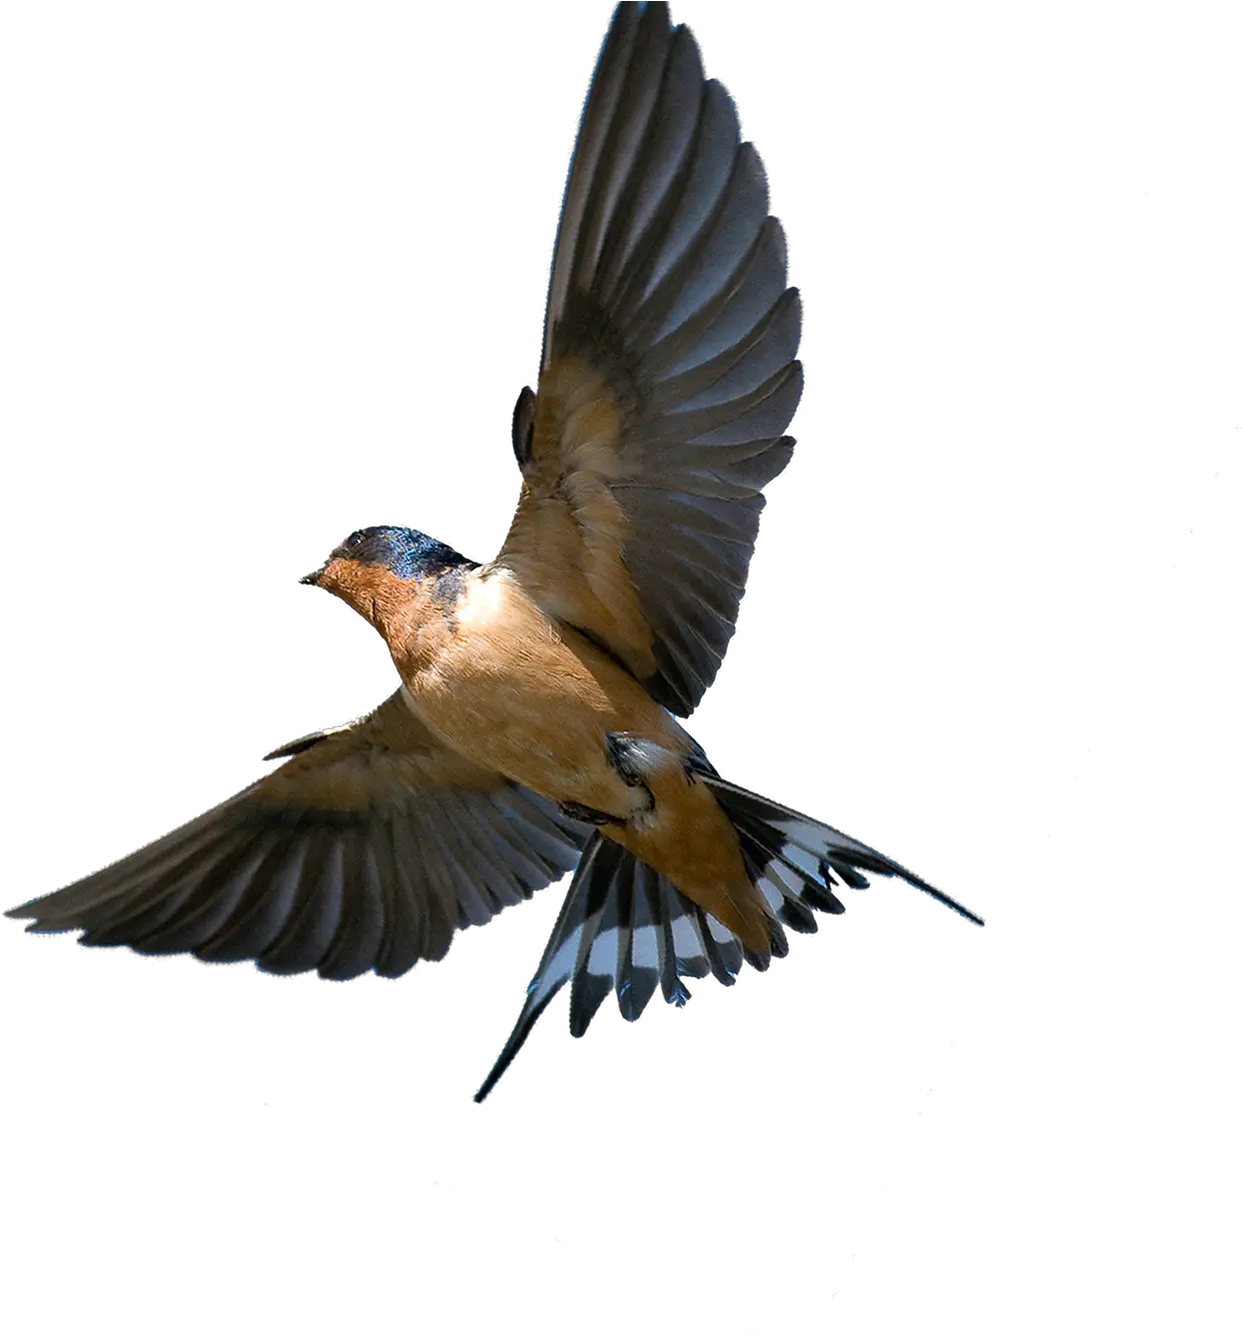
{"left": 8, "top": 2, "right": 983, "bottom": 1101}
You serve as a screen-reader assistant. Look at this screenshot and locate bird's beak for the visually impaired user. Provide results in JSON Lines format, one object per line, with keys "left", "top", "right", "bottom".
{"left": 303, "top": 549, "right": 350, "bottom": 587}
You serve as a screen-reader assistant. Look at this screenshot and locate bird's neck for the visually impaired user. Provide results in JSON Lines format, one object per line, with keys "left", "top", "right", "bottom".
{"left": 327, "top": 563, "right": 466, "bottom": 674}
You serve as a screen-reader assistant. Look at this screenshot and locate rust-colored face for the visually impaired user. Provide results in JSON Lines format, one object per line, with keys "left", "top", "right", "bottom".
{"left": 302, "top": 553, "right": 418, "bottom": 633}
{"left": 301, "top": 525, "right": 475, "bottom": 648}
{"left": 302, "top": 552, "right": 364, "bottom": 597}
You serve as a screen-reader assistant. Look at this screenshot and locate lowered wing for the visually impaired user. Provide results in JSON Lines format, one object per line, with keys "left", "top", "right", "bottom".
{"left": 8, "top": 692, "right": 587, "bottom": 979}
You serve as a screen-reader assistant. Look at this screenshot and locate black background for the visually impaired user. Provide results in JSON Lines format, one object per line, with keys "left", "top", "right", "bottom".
{"left": 7, "top": 2, "right": 1047, "bottom": 1159}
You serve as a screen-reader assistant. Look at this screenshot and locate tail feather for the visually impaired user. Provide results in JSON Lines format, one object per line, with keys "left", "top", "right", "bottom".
{"left": 699, "top": 772, "right": 985, "bottom": 928}
{"left": 474, "top": 831, "right": 746, "bottom": 1102}
{"left": 474, "top": 775, "right": 983, "bottom": 1101}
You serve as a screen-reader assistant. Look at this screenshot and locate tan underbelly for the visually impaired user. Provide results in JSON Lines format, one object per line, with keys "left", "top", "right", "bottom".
{"left": 395, "top": 573, "right": 766, "bottom": 949}
{"left": 404, "top": 619, "right": 678, "bottom": 818}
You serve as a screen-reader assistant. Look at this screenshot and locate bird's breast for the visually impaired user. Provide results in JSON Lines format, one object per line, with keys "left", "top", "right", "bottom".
{"left": 394, "top": 568, "right": 679, "bottom": 815}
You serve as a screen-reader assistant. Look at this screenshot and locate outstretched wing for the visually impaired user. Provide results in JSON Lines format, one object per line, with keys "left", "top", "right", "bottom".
{"left": 8, "top": 692, "right": 588, "bottom": 979}
{"left": 498, "top": 2, "right": 801, "bottom": 716}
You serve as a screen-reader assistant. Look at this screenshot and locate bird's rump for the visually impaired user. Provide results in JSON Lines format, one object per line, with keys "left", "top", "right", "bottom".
{"left": 7, "top": 692, "right": 588, "bottom": 979}
{"left": 498, "top": 1, "right": 802, "bottom": 717}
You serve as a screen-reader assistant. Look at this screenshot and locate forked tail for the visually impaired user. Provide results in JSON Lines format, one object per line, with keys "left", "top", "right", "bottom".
{"left": 474, "top": 771, "right": 982, "bottom": 1100}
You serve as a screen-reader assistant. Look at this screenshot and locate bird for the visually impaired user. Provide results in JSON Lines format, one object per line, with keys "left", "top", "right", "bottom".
{"left": 7, "top": 2, "right": 983, "bottom": 1101}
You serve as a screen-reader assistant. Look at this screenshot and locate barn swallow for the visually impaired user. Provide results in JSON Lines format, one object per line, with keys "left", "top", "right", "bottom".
{"left": 8, "top": 2, "right": 983, "bottom": 1101}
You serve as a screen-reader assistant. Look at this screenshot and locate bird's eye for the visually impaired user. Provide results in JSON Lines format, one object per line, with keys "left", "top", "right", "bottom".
{"left": 347, "top": 531, "right": 364, "bottom": 548}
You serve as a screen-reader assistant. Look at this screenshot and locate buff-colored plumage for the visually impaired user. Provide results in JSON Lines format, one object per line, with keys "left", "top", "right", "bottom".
{"left": 319, "top": 558, "right": 764, "bottom": 950}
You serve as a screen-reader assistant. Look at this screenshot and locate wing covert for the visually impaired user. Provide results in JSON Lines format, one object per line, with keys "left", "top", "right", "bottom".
{"left": 499, "top": 2, "right": 802, "bottom": 715}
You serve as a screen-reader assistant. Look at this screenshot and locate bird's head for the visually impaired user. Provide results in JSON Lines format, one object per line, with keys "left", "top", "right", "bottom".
{"left": 301, "top": 526, "right": 471, "bottom": 632}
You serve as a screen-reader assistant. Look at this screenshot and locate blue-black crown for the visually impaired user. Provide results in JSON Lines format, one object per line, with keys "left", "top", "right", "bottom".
{"left": 334, "top": 526, "right": 471, "bottom": 580}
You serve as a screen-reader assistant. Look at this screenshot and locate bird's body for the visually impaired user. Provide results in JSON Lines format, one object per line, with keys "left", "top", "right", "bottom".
{"left": 9, "top": 2, "right": 982, "bottom": 1098}
{"left": 406, "top": 571, "right": 678, "bottom": 824}
{"left": 330, "top": 552, "right": 763, "bottom": 948}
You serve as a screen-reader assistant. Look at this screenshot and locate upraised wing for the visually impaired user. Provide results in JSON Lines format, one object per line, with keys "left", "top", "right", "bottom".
{"left": 498, "top": 1, "right": 802, "bottom": 715}
{"left": 8, "top": 693, "right": 587, "bottom": 979}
